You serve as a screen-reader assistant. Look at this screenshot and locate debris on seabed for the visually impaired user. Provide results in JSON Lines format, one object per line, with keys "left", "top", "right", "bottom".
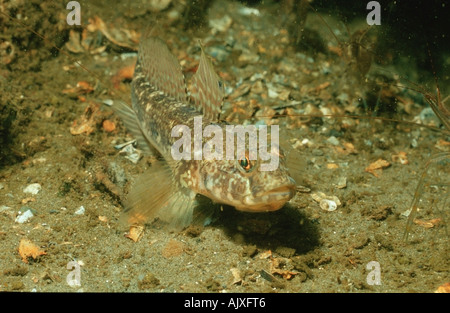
{"left": 230, "top": 268, "right": 242, "bottom": 285}
{"left": 116, "top": 141, "right": 142, "bottom": 164}
{"left": 238, "top": 7, "right": 260, "bottom": 16}
{"left": 62, "top": 81, "right": 94, "bottom": 97}
{"left": 311, "top": 192, "right": 341, "bottom": 212}
{"left": 435, "top": 282, "right": 450, "bottom": 293}
{"left": 326, "top": 136, "right": 340, "bottom": 146}
{"left": 74, "top": 206, "right": 85, "bottom": 215}
{"left": 70, "top": 102, "right": 101, "bottom": 135}
{"left": 87, "top": 16, "right": 140, "bottom": 51}
{"left": 161, "top": 239, "right": 185, "bottom": 258}
{"left": 0, "top": 205, "right": 11, "bottom": 213}
{"left": 365, "top": 159, "right": 390, "bottom": 177}
{"left": 23, "top": 183, "right": 41, "bottom": 195}
{"left": 258, "top": 250, "right": 272, "bottom": 259}
{"left": 334, "top": 176, "right": 347, "bottom": 189}
{"left": 102, "top": 119, "right": 116, "bottom": 132}
{"left": 270, "top": 257, "right": 298, "bottom": 280}
{"left": 259, "top": 269, "right": 277, "bottom": 282}
{"left": 414, "top": 107, "right": 442, "bottom": 128}
{"left": 391, "top": 151, "right": 408, "bottom": 165}
{"left": 125, "top": 225, "right": 144, "bottom": 242}
{"left": 15, "top": 209, "right": 34, "bottom": 224}
{"left": 413, "top": 218, "right": 442, "bottom": 229}
{"left": 435, "top": 139, "right": 450, "bottom": 152}
{"left": 18, "top": 238, "right": 46, "bottom": 263}
{"left": 209, "top": 15, "right": 233, "bottom": 33}
{"left": 98, "top": 215, "right": 108, "bottom": 223}
{"left": 114, "top": 139, "right": 136, "bottom": 150}
{"left": 112, "top": 63, "right": 135, "bottom": 89}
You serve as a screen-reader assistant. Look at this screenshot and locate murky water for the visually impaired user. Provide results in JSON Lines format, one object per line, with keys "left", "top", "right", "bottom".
{"left": 0, "top": 0, "right": 448, "bottom": 293}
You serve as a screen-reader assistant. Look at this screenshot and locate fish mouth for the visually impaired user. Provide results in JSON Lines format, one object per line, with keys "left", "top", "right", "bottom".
{"left": 237, "top": 183, "right": 296, "bottom": 213}
{"left": 263, "top": 185, "right": 296, "bottom": 199}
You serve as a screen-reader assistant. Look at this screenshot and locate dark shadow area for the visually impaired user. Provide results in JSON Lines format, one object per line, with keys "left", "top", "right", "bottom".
{"left": 208, "top": 203, "right": 321, "bottom": 256}
{"left": 0, "top": 103, "right": 20, "bottom": 169}
{"left": 309, "top": 0, "right": 449, "bottom": 77}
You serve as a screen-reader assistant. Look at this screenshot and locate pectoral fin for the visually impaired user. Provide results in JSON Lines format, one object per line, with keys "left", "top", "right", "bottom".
{"left": 111, "top": 99, "right": 158, "bottom": 156}
{"left": 119, "top": 159, "right": 196, "bottom": 230}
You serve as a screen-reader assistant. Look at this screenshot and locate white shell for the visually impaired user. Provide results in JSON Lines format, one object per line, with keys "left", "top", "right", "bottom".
{"left": 311, "top": 192, "right": 341, "bottom": 212}
{"left": 320, "top": 199, "right": 338, "bottom": 212}
{"left": 74, "top": 206, "right": 85, "bottom": 215}
{"left": 23, "top": 183, "right": 41, "bottom": 195}
{"left": 15, "top": 209, "right": 34, "bottom": 223}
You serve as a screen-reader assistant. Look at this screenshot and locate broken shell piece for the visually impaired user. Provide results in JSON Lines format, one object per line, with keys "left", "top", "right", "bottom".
{"left": 65, "top": 30, "right": 84, "bottom": 54}
{"left": 74, "top": 206, "right": 85, "bottom": 215}
{"left": 125, "top": 225, "right": 144, "bottom": 242}
{"left": 320, "top": 199, "right": 337, "bottom": 212}
{"left": 230, "top": 268, "right": 242, "bottom": 285}
{"left": 18, "top": 239, "right": 46, "bottom": 263}
{"left": 88, "top": 16, "right": 139, "bottom": 51}
{"left": 23, "top": 183, "right": 42, "bottom": 195}
{"left": 1, "top": 41, "right": 16, "bottom": 64}
{"left": 15, "top": 209, "right": 34, "bottom": 224}
{"left": 311, "top": 192, "right": 340, "bottom": 212}
{"left": 118, "top": 144, "right": 142, "bottom": 164}
{"left": 365, "top": 159, "right": 390, "bottom": 177}
{"left": 209, "top": 15, "right": 232, "bottom": 33}
{"left": 98, "top": 215, "right": 108, "bottom": 223}
{"left": 335, "top": 177, "right": 347, "bottom": 189}
{"left": 148, "top": 0, "right": 172, "bottom": 11}
{"left": 391, "top": 151, "right": 408, "bottom": 165}
{"left": 413, "top": 218, "right": 442, "bottom": 229}
{"left": 114, "top": 140, "right": 136, "bottom": 150}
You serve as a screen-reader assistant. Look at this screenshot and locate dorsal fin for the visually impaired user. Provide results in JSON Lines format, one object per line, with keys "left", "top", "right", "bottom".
{"left": 138, "top": 36, "right": 187, "bottom": 102}
{"left": 189, "top": 44, "right": 225, "bottom": 122}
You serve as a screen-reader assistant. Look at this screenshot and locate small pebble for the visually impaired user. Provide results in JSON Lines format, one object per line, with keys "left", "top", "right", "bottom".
{"left": 23, "top": 183, "right": 41, "bottom": 195}
{"left": 209, "top": 15, "right": 232, "bottom": 33}
{"left": 335, "top": 176, "right": 347, "bottom": 189}
{"left": 238, "top": 7, "right": 260, "bottom": 16}
{"left": 327, "top": 136, "right": 340, "bottom": 146}
{"left": 0, "top": 205, "right": 11, "bottom": 212}
{"left": 312, "top": 149, "right": 324, "bottom": 156}
{"left": 120, "top": 52, "right": 137, "bottom": 61}
{"left": 417, "top": 107, "right": 440, "bottom": 127}
{"left": 15, "top": 209, "right": 34, "bottom": 223}
{"left": 74, "top": 206, "right": 85, "bottom": 215}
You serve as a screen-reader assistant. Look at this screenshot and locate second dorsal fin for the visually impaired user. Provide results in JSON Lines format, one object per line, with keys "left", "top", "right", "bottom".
{"left": 189, "top": 44, "right": 225, "bottom": 122}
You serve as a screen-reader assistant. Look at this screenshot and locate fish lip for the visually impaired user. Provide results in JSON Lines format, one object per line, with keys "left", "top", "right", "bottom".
{"left": 236, "top": 183, "right": 296, "bottom": 212}
{"left": 260, "top": 184, "right": 296, "bottom": 199}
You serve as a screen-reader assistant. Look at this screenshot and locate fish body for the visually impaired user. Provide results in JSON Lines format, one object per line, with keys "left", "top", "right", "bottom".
{"left": 113, "top": 36, "right": 296, "bottom": 229}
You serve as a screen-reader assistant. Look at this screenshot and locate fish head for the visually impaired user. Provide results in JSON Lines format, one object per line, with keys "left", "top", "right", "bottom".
{"left": 198, "top": 144, "right": 297, "bottom": 212}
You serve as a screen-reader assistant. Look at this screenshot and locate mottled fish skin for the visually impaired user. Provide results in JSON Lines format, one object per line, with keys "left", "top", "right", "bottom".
{"left": 113, "top": 36, "right": 296, "bottom": 229}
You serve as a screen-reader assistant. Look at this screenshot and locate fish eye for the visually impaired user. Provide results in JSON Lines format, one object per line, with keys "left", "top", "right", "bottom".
{"left": 239, "top": 157, "right": 252, "bottom": 172}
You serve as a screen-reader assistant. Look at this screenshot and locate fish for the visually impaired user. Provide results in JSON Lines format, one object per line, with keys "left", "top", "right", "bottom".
{"left": 112, "top": 36, "right": 297, "bottom": 229}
